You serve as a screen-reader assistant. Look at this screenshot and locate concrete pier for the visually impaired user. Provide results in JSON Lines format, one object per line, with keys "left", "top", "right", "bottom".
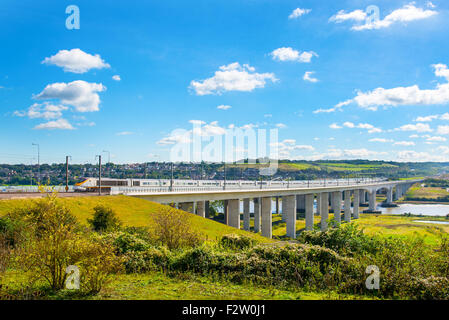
{"left": 344, "top": 190, "right": 351, "bottom": 222}
{"left": 243, "top": 198, "right": 250, "bottom": 231}
{"left": 320, "top": 192, "right": 329, "bottom": 231}
{"left": 331, "top": 191, "right": 342, "bottom": 223}
{"left": 261, "top": 197, "right": 272, "bottom": 238}
{"left": 353, "top": 189, "right": 360, "bottom": 219}
{"left": 296, "top": 195, "right": 305, "bottom": 213}
{"left": 228, "top": 199, "right": 240, "bottom": 229}
{"left": 305, "top": 194, "right": 314, "bottom": 231}
{"left": 284, "top": 195, "right": 296, "bottom": 238}
{"left": 196, "top": 200, "right": 205, "bottom": 218}
{"left": 386, "top": 188, "right": 393, "bottom": 204}
{"left": 254, "top": 197, "right": 261, "bottom": 233}
{"left": 368, "top": 191, "right": 376, "bottom": 211}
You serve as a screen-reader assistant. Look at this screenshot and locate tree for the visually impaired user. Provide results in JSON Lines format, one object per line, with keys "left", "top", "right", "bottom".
{"left": 88, "top": 206, "right": 122, "bottom": 232}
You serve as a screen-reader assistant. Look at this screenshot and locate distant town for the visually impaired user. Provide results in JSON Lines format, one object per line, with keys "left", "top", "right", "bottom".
{"left": 1, "top": 160, "right": 448, "bottom": 186}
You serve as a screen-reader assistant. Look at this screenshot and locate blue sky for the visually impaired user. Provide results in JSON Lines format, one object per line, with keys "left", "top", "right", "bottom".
{"left": 1, "top": 0, "right": 449, "bottom": 164}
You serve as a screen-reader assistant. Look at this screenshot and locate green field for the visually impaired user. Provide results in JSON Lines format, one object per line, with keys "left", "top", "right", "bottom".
{"left": 0, "top": 195, "right": 271, "bottom": 244}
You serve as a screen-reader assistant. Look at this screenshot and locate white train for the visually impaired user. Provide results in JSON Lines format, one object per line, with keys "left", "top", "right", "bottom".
{"left": 74, "top": 177, "right": 313, "bottom": 192}
{"left": 74, "top": 177, "right": 378, "bottom": 192}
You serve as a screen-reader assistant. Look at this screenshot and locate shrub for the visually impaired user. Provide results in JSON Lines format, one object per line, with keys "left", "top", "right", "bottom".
{"left": 103, "top": 231, "right": 152, "bottom": 254}
{"left": 88, "top": 206, "right": 122, "bottom": 232}
{"left": 150, "top": 207, "right": 202, "bottom": 250}
{"left": 220, "top": 234, "right": 255, "bottom": 250}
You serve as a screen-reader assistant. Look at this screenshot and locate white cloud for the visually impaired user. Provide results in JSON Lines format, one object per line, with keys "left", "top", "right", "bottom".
{"left": 369, "top": 138, "right": 392, "bottom": 143}
{"left": 14, "top": 103, "right": 68, "bottom": 120}
{"left": 437, "top": 125, "right": 449, "bottom": 135}
{"left": 396, "top": 150, "right": 449, "bottom": 162}
{"left": 426, "top": 136, "right": 446, "bottom": 142}
{"left": 112, "top": 75, "right": 121, "bottom": 81}
{"left": 414, "top": 112, "right": 449, "bottom": 122}
{"left": 329, "top": 123, "right": 342, "bottom": 129}
{"left": 270, "top": 47, "right": 318, "bottom": 63}
{"left": 116, "top": 131, "right": 134, "bottom": 136}
{"left": 289, "top": 8, "right": 311, "bottom": 19}
{"left": 394, "top": 141, "right": 415, "bottom": 146}
{"left": 331, "top": 3, "right": 438, "bottom": 31}
{"left": 34, "top": 80, "right": 106, "bottom": 112}
{"left": 34, "top": 118, "right": 74, "bottom": 130}
{"left": 276, "top": 123, "right": 287, "bottom": 128}
{"left": 331, "top": 64, "right": 449, "bottom": 111}
{"left": 338, "top": 122, "right": 382, "bottom": 133}
{"left": 190, "top": 62, "right": 277, "bottom": 95}
{"left": 42, "top": 49, "right": 110, "bottom": 74}
{"left": 217, "top": 105, "right": 232, "bottom": 110}
{"left": 303, "top": 71, "right": 318, "bottom": 83}
{"left": 396, "top": 123, "right": 433, "bottom": 133}
{"left": 313, "top": 100, "right": 351, "bottom": 114}
{"left": 329, "top": 9, "right": 367, "bottom": 23}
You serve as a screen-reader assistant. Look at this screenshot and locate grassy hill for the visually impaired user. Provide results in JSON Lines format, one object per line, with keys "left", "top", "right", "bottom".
{"left": 0, "top": 195, "right": 272, "bottom": 244}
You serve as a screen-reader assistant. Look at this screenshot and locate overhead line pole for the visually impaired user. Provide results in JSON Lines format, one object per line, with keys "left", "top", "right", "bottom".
{"left": 96, "top": 155, "right": 102, "bottom": 196}
{"left": 65, "top": 156, "right": 72, "bottom": 192}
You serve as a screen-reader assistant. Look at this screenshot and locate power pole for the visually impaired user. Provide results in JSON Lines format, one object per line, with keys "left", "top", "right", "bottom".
{"left": 32, "top": 143, "right": 40, "bottom": 184}
{"left": 96, "top": 155, "right": 102, "bottom": 195}
{"left": 223, "top": 162, "right": 227, "bottom": 190}
{"left": 65, "top": 156, "right": 71, "bottom": 192}
{"left": 170, "top": 162, "right": 174, "bottom": 191}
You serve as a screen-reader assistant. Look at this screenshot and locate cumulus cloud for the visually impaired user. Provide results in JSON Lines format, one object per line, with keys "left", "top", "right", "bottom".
{"left": 276, "top": 123, "right": 287, "bottom": 128}
{"left": 328, "top": 64, "right": 449, "bottom": 112}
{"left": 189, "top": 63, "right": 277, "bottom": 95}
{"left": 329, "top": 9, "right": 367, "bottom": 23}
{"left": 329, "top": 123, "right": 342, "bottom": 129}
{"left": 303, "top": 71, "right": 318, "bottom": 83}
{"left": 34, "top": 118, "right": 74, "bottom": 130}
{"left": 396, "top": 123, "right": 433, "bottom": 133}
{"left": 369, "top": 138, "right": 393, "bottom": 143}
{"left": 289, "top": 8, "right": 311, "bottom": 19}
{"left": 42, "top": 49, "right": 110, "bottom": 74}
{"left": 414, "top": 112, "right": 449, "bottom": 122}
{"left": 330, "top": 3, "right": 438, "bottom": 31}
{"left": 112, "top": 75, "right": 121, "bottom": 81}
{"left": 437, "top": 125, "right": 449, "bottom": 135}
{"left": 313, "top": 100, "right": 351, "bottom": 114}
{"left": 217, "top": 105, "right": 232, "bottom": 110}
{"left": 393, "top": 141, "right": 415, "bottom": 146}
{"left": 34, "top": 80, "right": 106, "bottom": 112}
{"left": 338, "top": 121, "right": 382, "bottom": 133}
{"left": 14, "top": 103, "right": 68, "bottom": 120}
{"left": 270, "top": 47, "right": 318, "bottom": 63}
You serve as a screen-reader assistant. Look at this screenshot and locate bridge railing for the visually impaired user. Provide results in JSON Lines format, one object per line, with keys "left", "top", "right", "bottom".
{"left": 110, "top": 178, "right": 394, "bottom": 195}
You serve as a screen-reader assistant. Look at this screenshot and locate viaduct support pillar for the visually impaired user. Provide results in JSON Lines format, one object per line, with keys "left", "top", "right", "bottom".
{"left": 344, "top": 190, "right": 351, "bottom": 222}
{"left": 196, "top": 201, "right": 205, "bottom": 218}
{"left": 228, "top": 199, "right": 240, "bottom": 229}
{"left": 261, "top": 197, "right": 272, "bottom": 239}
{"left": 296, "top": 195, "right": 305, "bottom": 213}
{"left": 386, "top": 188, "right": 393, "bottom": 204}
{"left": 285, "top": 195, "right": 296, "bottom": 239}
{"left": 305, "top": 194, "right": 314, "bottom": 231}
{"left": 320, "top": 192, "right": 329, "bottom": 231}
{"left": 243, "top": 198, "right": 250, "bottom": 231}
{"left": 254, "top": 198, "right": 261, "bottom": 233}
{"left": 353, "top": 189, "right": 360, "bottom": 219}
{"left": 369, "top": 191, "right": 377, "bottom": 211}
{"left": 331, "top": 191, "right": 342, "bottom": 223}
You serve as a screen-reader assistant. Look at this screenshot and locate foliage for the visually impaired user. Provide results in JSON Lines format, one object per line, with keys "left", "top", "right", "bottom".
{"left": 88, "top": 205, "right": 122, "bottom": 232}
{"left": 150, "top": 207, "right": 202, "bottom": 250}
{"left": 219, "top": 234, "right": 255, "bottom": 250}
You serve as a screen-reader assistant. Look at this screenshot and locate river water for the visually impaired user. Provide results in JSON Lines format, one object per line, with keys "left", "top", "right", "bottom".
{"left": 377, "top": 203, "right": 449, "bottom": 217}
{"left": 235, "top": 201, "right": 449, "bottom": 217}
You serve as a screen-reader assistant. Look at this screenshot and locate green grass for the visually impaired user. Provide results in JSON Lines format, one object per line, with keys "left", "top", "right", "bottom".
{"left": 406, "top": 186, "right": 449, "bottom": 200}
{"left": 0, "top": 195, "right": 272, "bottom": 244}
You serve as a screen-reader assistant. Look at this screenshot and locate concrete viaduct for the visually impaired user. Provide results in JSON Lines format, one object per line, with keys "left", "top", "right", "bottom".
{"left": 112, "top": 179, "right": 420, "bottom": 239}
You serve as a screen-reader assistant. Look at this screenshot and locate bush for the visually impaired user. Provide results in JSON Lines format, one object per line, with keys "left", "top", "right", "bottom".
{"left": 103, "top": 231, "right": 152, "bottom": 254}
{"left": 220, "top": 234, "right": 255, "bottom": 250}
{"left": 88, "top": 206, "right": 122, "bottom": 232}
{"left": 150, "top": 207, "right": 202, "bottom": 250}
